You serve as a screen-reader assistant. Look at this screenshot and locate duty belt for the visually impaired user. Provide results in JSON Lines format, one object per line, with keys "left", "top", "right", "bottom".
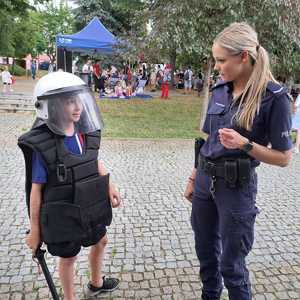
{"left": 199, "top": 155, "right": 252, "bottom": 188}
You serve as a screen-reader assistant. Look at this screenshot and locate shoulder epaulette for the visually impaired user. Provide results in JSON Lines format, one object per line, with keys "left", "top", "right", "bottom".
{"left": 211, "top": 80, "right": 228, "bottom": 90}
{"left": 266, "top": 81, "right": 287, "bottom": 96}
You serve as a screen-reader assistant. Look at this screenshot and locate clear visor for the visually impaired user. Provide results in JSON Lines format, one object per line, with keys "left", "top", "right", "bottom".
{"left": 42, "top": 89, "right": 104, "bottom": 135}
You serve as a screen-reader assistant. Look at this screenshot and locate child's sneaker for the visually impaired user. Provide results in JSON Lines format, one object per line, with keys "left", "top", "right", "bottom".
{"left": 85, "top": 276, "right": 120, "bottom": 297}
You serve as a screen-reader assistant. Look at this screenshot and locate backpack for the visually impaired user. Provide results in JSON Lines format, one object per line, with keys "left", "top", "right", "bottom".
{"left": 184, "top": 71, "right": 190, "bottom": 81}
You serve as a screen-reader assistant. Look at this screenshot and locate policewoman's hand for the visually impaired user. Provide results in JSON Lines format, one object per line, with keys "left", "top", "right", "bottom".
{"left": 218, "top": 128, "right": 248, "bottom": 150}
{"left": 109, "top": 182, "right": 121, "bottom": 208}
{"left": 26, "top": 228, "right": 41, "bottom": 253}
{"left": 184, "top": 179, "right": 194, "bottom": 203}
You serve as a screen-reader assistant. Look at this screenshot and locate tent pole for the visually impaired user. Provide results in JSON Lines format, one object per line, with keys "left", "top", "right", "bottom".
{"left": 64, "top": 49, "right": 66, "bottom": 72}
{"left": 55, "top": 46, "right": 57, "bottom": 71}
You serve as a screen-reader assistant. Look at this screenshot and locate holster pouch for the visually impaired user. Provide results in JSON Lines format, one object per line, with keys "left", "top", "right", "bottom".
{"left": 224, "top": 160, "right": 238, "bottom": 188}
{"left": 194, "top": 137, "right": 206, "bottom": 168}
{"left": 238, "top": 158, "right": 251, "bottom": 186}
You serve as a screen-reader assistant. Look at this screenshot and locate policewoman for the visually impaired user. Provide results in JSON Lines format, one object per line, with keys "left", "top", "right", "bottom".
{"left": 184, "top": 23, "right": 292, "bottom": 300}
{"left": 18, "top": 72, "right": 121, "bottom": 300}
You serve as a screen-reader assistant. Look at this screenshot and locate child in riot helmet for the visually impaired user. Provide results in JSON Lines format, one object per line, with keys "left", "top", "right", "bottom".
{"left": 18, "top": 71, "right": 121, "bottom": 300}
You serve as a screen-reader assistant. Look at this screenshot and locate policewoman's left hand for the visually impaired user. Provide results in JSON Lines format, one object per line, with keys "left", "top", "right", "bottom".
{"left": 108, "top": 182, "right": 121, "bottom": 208}
{"left": 218, "top": 128, "right": 248, "bottom": 150}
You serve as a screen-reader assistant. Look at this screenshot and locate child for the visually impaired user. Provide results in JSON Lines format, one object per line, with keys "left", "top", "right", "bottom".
{"left": 126, "top": 81, "right": 133, "bottom": 97}
{"left": 1, "top": 66, "right": 13, "bottom": 92}
{"left": 114, "top": 81, "right": 124, "bottom": 98}
{"left": 161, "top": 68, "right": 171, "bottom": 99}
{"left": 18, "top": 71, "right": 121, "bottom": 300}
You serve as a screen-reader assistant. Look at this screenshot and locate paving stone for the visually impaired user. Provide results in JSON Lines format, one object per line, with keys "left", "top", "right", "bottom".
{"left": 1, "top": 113, "right": 300, "bottom": 299}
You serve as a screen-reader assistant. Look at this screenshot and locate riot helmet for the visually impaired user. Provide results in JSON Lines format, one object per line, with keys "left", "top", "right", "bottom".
{"left": 33, "top": 71, "right": 104, "bottom": 135}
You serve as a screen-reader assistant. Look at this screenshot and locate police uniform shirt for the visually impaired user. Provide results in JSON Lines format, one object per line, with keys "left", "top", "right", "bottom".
{"left": 32, "top": 133, "right": 83, "bottom": 183}
{"left": 201, "top": 81, "right": 293, "bottom": 160}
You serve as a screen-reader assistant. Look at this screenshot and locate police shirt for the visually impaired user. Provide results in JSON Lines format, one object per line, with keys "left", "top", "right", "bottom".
{"left": 32, "top": 133, "right": 83, "bottom": 183}
{"left": 201, "top": 81, "right": 292, "bottom": 160}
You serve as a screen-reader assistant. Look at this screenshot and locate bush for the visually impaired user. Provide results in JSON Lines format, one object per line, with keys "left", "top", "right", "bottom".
{"left": 9, "top": 64, "right": 26, "bottom": 76}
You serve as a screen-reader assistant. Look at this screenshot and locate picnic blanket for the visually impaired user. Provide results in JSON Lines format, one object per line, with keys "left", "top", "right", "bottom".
{"left": 99, "top": 93, "right": 153, "bottom": 100}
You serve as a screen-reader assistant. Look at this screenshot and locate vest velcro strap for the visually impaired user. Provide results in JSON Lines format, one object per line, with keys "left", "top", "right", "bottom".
{"left": 56, "top": 163, "right": 67, "bottom": 183}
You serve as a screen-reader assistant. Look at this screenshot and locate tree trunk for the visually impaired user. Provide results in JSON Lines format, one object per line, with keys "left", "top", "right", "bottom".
{"left": 199, "top": 57, "right": 212, "bottom": 130}
{"left": 169, "top": 49, "right": 176, "bottom": 89}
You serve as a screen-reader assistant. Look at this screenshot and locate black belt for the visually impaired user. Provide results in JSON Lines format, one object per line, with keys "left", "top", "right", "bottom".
{"left": 199, "top": 155, "right": 252, "bottom": 187}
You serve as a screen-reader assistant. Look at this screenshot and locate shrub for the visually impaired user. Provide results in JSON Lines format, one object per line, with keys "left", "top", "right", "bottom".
{"left": 9, "top": 64, "right": 26, "bottom": 76}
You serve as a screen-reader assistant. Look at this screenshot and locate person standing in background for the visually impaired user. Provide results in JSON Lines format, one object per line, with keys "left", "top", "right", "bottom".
{"left": 31, "top": 60, "right": 37, "bottom": 80}
{"left": 292, "top": 89, "right": 300, "bottom": 153}
{"left": 1, "top": 65, "right": 13, "bottom": 92}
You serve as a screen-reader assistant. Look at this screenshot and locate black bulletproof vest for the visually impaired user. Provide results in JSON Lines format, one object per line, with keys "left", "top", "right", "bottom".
{"left": 18, "top": 125, "right": 112, "bottom": 244}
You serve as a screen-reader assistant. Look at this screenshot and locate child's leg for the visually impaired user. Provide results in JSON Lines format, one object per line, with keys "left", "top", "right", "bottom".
{"left": 59, "top": 256, "right": 77, "bottom": 300}
{"left": 89, "top": 234, "right": 108, "bottom": 287}
{"left": 165, "top": 83, "right": 169, "bottom": 98}
{"left": 161, "top": 82, "right": 165, "bottom": 98}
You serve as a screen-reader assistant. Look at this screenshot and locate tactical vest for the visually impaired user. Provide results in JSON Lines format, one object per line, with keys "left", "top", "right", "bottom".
{"left": 18, "top": 125, "right": 112, "bottom": 245}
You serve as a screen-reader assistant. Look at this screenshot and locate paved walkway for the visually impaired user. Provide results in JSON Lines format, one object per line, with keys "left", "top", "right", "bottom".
{"left": 0, "top": 113, "right": 299, "bottom": 300}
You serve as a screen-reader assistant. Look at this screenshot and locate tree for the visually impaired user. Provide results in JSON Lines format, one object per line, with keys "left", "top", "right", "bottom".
{"left": 33, "top": 2, "right": 75, "bottom": 61}
{"left": 138, "top": 0, "right": 300, "bottom": 129}
{"left": 0, "top": 0, "right": 47, "bottom": 56}
{"left": 73, "top": 0, "right": 145, "bottom": 36}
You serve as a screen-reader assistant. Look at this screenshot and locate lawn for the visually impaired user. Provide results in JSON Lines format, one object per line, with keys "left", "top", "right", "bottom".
{"left": 97, "top": 93, "right": 203, "bottom": 139}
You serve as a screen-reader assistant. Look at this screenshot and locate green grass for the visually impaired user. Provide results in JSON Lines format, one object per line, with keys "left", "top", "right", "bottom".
{"left": 97, "top": 94, "right": 203, "bottom": 139}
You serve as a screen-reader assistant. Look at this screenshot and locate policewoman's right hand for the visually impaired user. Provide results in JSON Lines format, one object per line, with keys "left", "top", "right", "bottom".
{"left": 184, "top": 179, "right": 194, "bottom": 203}
{"left": 26, "top": 228, "right": 41, "bottom": 253}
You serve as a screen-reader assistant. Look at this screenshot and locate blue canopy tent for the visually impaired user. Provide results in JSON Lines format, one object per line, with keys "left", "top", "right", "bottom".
{"left": 55, "top": 17, "right": 118, "bottom": 72}
{"left": 56, "top": 17, "right": 118, "bottom": 54}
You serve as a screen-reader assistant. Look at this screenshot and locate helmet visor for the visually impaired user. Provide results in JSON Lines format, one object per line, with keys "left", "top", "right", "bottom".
{"left": 40, "top": 88, "right": 104, "bottom": 135}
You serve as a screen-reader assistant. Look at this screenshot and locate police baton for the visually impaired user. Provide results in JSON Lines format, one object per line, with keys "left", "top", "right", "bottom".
{"left": 26, "top": 231, "right": 60, "bottom": 300}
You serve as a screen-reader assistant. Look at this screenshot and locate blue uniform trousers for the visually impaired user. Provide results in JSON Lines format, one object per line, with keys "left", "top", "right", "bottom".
{"left": 191, "top": 167, "right": 259, "bottom": 300}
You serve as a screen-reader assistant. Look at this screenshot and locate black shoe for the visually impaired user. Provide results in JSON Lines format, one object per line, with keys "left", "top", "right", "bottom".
{"left": 85, "top": 276, "right": 120, "bottom": 297}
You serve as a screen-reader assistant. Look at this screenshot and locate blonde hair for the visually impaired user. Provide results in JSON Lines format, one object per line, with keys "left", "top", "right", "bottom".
{"left": 214, "top": 22, "right": 277, "bottom": 130}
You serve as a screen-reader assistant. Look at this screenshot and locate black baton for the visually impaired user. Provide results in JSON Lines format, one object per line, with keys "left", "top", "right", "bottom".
{"left": 26, "top": 230, "right": 60, "bottom": 300}
{"left": 34, "top": 248, "right": 60, "bottom": 300}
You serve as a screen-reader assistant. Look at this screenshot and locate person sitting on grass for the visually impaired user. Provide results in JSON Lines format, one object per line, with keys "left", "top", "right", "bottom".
{"left": 114, "top": 81, "right": 125, "bottom": 98}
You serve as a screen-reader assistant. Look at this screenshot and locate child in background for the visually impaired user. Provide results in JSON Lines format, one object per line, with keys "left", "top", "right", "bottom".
{"left": 1, "top": 66, "right": 13, "bottom": 92}
{"left": 114, "top": 81, "right": 124, "bottom": 98}
{"left": 126, "top": 81, "right": 133, "bottom": 97}
{"left": 161, "top": 68, "right": 171, "bottom": 99}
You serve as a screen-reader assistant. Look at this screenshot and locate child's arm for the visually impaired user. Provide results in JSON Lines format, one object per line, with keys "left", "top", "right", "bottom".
{"left": 26, "top": 183, "right": 43, "bottom": 251}
{"left": 97, "top": 160, "right": 121, "bottom": 208}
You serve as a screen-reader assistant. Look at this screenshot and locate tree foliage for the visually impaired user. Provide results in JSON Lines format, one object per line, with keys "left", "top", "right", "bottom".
{"left": 73, "top": 0, "right": 145, "bottom": 35}
{"left": 0, "top": 0, "right": 74, "bottom": 59}
{"left": 0, "top": 0, "right": 48, "bottom": 56}
{"left": 133, "top": 0, "right": 300, "bottom": 128}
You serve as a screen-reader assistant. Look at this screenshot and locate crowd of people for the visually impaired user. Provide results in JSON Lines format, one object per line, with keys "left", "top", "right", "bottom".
{"left": 75, "top": 60, "right": 146, "bottom": 98}
{"left": 74, "top": 59, "right": 207, "bottom": 100}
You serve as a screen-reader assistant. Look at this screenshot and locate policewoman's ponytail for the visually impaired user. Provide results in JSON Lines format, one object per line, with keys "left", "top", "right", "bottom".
{"left": 214, "top": 22, "right": 278, "bottom": 130}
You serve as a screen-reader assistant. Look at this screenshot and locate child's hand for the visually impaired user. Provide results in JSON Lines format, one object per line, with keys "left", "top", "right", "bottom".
{"left": 108, "top": 182, "right": 121, "bottom": 208}
{"left": 26, "top": 229, "right": 41, "bottom": 253}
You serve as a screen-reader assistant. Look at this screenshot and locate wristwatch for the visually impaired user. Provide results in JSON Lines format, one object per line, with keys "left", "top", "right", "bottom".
{"left": 242, "top": 140, "right": 254, "bottom": 153}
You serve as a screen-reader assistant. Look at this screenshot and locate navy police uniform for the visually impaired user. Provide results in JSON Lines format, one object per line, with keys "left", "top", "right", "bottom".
{"left": 191, "top": 81, "right": 292, "bottom": 300}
